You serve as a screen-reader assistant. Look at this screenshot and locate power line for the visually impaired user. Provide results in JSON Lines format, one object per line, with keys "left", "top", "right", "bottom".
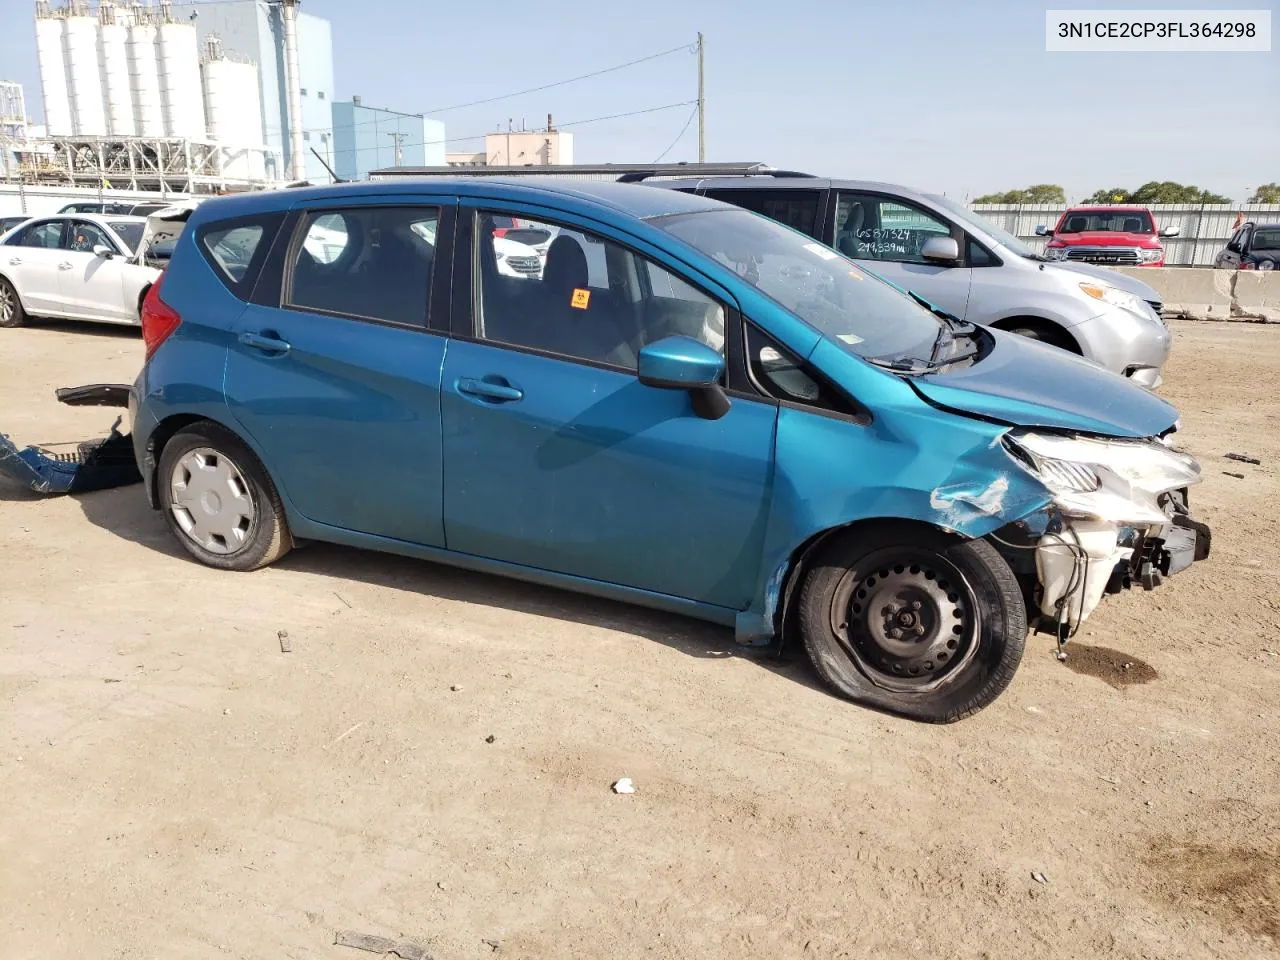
{"left": 301, "top": 38, "right": 698, "bottom": 136}
{"left": 421, "top": 41, "right": 698, "bottom": 115}
{"left": 328, "top": 100, "right": 698, "bottom": 158}
{"left": 653, "top": 104, "right": 699, "bottom": 163}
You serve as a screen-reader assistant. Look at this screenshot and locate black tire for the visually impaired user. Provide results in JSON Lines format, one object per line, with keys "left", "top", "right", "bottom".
{"left": 0, "top": 276, "right": 26, "bottom": 328}
{"left": 157, "top": 421, "right": 292, "bottom": 571}
{"left": 1004, "top": 320, "right": 1077, "bottom": 353}
{"left": 798, "top": 525, "right": 1026, "bottom": 723}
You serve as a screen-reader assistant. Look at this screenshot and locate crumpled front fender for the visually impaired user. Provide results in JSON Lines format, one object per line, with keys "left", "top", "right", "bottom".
{"left": 734, "top": 396, "right": 1053, "bottom": 645}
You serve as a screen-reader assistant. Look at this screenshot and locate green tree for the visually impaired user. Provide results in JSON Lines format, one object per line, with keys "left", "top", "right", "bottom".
{"left": 972, "top": 184, "right": 1066, "bottom": 204}
{"left": 1128, "top": 181, "right": 1229, "bottom": 204}
{"left": 1249, "top": 183, "right": 1280, "bottom": 203}
{"left": 1083, "top": 187, "right": 1132, "bottom": 204}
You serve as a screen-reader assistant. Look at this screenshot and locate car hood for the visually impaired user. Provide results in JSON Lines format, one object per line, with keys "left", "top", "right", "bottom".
{"left": 910, "top": 329, "right": 1176, "bottom": 438}
{"left": 1044, "top": 261, "right": 1162, "bottom": 302}
{"left": 1052, "top": 231, "right": 1158, "bottom": 247}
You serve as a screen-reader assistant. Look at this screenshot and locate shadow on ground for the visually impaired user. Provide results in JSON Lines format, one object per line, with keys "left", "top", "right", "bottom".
{"left": 67, "top": 482, "right": 827, "bottom": 695}
{"left": 20, "top": 318, "right": 141, "bottom": 340}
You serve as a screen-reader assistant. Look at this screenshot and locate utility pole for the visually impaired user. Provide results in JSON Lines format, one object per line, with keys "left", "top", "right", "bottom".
{"left": 387, "top": 131, "right": 407, "bottom": 167}
{"left": 697, "top": 32, "right": 705, "bottom": 163}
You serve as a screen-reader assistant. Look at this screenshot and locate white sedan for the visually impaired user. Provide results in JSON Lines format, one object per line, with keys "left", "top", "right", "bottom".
{"left": 0, "top": 213, "right": 169, "bottom": 328}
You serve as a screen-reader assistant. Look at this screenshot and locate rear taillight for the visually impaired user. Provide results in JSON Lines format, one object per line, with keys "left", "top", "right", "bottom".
{"left": 1239, "top": 262, "right": 1255, "bottom": 270}
{"left": 141, "top": 275, "right": 181, "bottom": 360}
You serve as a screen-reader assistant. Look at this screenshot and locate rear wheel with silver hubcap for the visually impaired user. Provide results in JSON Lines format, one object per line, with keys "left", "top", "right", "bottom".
{"left": 798, "top": 525, "right": 1026, "bottom": 723}
{"left": 0, "top": 277, "right": 26, "bottom": 328}
{"left": 158, "top": 422, "right": 292, "bottom": 571}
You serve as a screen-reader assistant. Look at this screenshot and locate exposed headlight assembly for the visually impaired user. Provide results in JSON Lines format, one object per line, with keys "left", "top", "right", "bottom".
{"left": 1003, "top": 429, "right": 1201, "bottom": 525}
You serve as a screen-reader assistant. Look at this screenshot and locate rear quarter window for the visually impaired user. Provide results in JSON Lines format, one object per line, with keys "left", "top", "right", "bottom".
{"left": 196, "top": 212, "right": 286, "bottom": 299}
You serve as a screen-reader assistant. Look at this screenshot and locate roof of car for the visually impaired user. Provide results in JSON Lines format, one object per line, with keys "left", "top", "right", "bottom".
{"left": 190, "top": 177, "right": 726, "bottom": 225}
{"left": 1062, "top": 205, "right": 1152, "bottom": 212}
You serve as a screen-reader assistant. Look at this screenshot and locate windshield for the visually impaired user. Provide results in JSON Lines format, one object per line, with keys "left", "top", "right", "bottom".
{"left": 655, "top": 208, "right": 942, "bottom": 362}
{"left": 926, "top": 193, "right": 1036, "bottom": 258}
{"left": 1057, "top": 210, "right": 1153, "bottom": 234}
{"left": 1252, "top": 227, "right": 1280, "bottom": 251}
{"left": 106, "top": 220, "right": 143, "bottom": 254}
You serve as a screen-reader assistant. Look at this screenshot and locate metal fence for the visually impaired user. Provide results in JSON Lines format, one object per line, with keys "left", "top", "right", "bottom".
{"left": 970, "top": 203, "right": 1280, "bottom": 267}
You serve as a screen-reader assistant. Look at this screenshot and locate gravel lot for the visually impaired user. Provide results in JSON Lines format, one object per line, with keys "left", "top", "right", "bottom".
{"left": 2, "top": 319, "right": 1278, "bottom": 959}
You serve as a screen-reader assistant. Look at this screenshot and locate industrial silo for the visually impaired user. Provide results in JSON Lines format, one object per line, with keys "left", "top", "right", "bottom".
{"left": 158, "top": 13, "right": 206, "bottom": 139}
{"left": 98, "top": 2, "right": 136, "bottom": 136}
{"left": 202, "top": 36, "right": 266, "bottom": 179}
{"left": 34, "top": 4, "right": 73, "bottom": 136}
{"left": 63, "top": 8, "right": 107, "bottom": 136}
{"left": 127, "top": 10, "right": 164, "bottom": 137}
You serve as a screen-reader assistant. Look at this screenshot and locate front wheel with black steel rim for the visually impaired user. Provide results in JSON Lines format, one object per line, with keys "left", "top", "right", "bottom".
{"left": 0, "top": 276, "right": 26, "bottom": 328}
{"left": 157, "top": 421, "right": 292, "bottom": 571}
{"left": 798, "top": 525, "right": 1026, "bottom": 723}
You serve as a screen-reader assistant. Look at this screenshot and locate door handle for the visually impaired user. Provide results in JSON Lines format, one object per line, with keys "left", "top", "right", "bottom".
{"left": 7, "top": 258, "right": 21, "bottom": 266}
{"left": 58, "top": 262, "right": 73, "bottom": 270}
{"left": 238, "top": 331, "right": 292, "bottom": 355}
{"left": 456, "top": 377, "right": 523, "bottom": 403}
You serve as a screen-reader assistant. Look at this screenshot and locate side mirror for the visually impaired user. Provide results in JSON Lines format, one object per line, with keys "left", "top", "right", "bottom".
{"left": 637, "top": 335, "right": 730, "bottom": 420}
{"left": 921, "top": 236, "right": 960, "bottom": 263}
{"left": 92, "top": 244, "right": 114, "bottom": 259}
{"left": 1159, "top": 226, "right": 1180, "bottom": 238}
{"left": 1034, "top": 224, "right": 1052, "bottom": 237}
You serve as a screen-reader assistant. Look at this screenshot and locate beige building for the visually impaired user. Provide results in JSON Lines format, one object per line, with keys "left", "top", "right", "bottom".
{"left": 447, "top": 128, "right": 574, "bottom": 168}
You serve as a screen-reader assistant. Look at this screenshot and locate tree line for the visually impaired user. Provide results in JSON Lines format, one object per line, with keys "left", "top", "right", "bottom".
{"left": 973, "top": 182, "right": 1280, "bottom": 205}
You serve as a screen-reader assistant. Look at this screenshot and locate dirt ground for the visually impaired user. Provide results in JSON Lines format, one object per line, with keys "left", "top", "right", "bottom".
{"left": 2, "top": 319, "right": 1278, "bottom": 960}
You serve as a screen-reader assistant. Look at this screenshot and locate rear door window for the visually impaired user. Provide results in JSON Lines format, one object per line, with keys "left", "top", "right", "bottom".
{"left": 703, "top": 189, "right": 823, "bottom": 238}
{"left": 286, "top": 206, "right": 439, "bottom": 326}
{"left": 196, "top": 212, "right": 286, "bottom": 299}
{"left": 10, "top": 220, "right": 64, "bottom": 248}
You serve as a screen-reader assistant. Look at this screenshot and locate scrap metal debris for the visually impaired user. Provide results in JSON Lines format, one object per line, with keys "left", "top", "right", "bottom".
{"left": 0, "top": 384, "right": 140, "bottom": 495}
{"left": 1224, "top": 452, "right": 1262, "bottom": 465}
{"left": 333, "top": 929, "right": 433, "bottom": 960}
{"left": 1223, "top": 471, "right": 1246, "bottom": 479}
{"left": 278, "top": 630, "right": 292, "bottom": 654}
{"left": 1031, "top": 871, "right": 1048, "bottom": 884}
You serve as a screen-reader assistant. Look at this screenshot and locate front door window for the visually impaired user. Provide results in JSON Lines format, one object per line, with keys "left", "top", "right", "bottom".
{"left": 834, "top": 193, "right": 953, "bottom": 263}
{"left": 474, "top": 212, "right": 725, "bottom": 370}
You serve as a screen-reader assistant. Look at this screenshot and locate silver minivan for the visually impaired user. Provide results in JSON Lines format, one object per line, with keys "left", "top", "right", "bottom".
{"left": 648, "top": 175, "right": 1172, "bottom": 388}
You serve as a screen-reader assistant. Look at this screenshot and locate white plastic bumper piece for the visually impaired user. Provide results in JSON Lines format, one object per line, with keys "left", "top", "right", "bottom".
{"left": 1036, "top": 519, "right": 1134, "bottom": 629}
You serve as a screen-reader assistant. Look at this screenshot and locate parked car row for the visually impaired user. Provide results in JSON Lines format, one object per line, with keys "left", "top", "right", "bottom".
{"left": 122, "top": 175, "right": 1210, "bottom": 723}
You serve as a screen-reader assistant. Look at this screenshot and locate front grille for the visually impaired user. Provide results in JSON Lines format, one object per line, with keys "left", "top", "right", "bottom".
{"left": 1065, "top": 247, "right": 1142, "bottom": 265}
{"left": 506, "top": 255, "right": 541, "bottom": 273}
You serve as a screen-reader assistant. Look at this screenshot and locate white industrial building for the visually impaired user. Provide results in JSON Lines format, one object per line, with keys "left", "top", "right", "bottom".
{"left": 22, "top": 0, "right": 328, "bottom": 191}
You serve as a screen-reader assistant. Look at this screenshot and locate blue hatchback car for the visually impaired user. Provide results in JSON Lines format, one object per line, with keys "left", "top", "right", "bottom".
{"left": 130, "top": 179, "right": 1210, "bottom": 722}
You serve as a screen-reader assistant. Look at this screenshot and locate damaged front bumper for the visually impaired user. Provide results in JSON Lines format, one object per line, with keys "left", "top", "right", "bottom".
{"left": 994, "top": 427, "right": 1211, "bottom": 636}
{"left": 0, "top": 384, "right": 142, "bottom": 495}
{"left": 995, "top": 490, "right": 1211, "bottom": 636}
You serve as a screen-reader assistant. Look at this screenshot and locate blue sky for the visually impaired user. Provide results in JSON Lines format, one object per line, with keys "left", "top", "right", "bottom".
{"left": 2, "top": 0, "right": 1276, "bottom": 200}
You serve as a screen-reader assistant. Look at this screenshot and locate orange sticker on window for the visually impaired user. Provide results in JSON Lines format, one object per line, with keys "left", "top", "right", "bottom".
{"left": 571, "top": 288, "right": 591, "bottom": 309}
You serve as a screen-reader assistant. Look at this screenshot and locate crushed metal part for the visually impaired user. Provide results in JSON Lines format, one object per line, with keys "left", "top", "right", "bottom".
{"left": 0, "top": 384, "right": 140, "bottom": 495}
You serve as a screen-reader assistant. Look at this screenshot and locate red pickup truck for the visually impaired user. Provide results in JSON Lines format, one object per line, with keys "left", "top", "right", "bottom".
{"left": 1037, "top": 205, "right": 1179, "bottom": 267}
